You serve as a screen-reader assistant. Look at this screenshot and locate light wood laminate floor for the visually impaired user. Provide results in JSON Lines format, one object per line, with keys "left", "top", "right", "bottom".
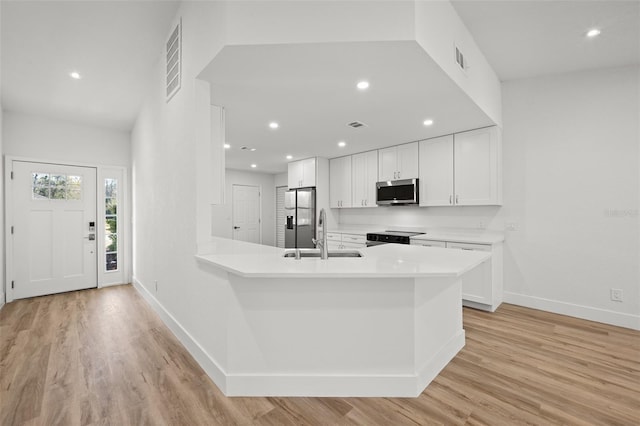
{"left": 1, "top": 284, "right": 638, "bottom": 425}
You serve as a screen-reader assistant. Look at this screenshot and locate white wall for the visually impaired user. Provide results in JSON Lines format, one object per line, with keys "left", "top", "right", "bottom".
{"left": 211, "top": 169, "right": 276, "bottom": 246}
{"left": 0, "top": 107, "right": 4, "bottom": 308}
{"left": 274, "top": 172, "right": 287, "bottom": 188}
{"left": 3, "top": 111, "right": 130, "bottom": 167}
{"left": 341, "top": 65, "right": 640, "bottom": 329}
{"left": 500, "top": 65, "right": 639, "bottom": 328}
{"left": 225, "top": 0, "right": 415, "bottom": 46}
{"left": 414, "top": 1, "right": 502, "bottom": 127}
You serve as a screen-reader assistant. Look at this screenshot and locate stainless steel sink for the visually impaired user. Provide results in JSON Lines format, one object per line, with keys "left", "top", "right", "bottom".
{"left": 283, "top": 249, "right": 363, "bottom": 258}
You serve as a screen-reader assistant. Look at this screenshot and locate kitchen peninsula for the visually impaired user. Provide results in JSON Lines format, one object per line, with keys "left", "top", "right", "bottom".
{"left": 195, "top": 237, "right": 490, "bottom": 397}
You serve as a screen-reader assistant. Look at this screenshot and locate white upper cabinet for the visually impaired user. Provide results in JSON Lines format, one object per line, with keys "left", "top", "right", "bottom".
{"left": 378, "top": 142, "right": 419, "bottom": 181}
{"left": 329, "top": 156, "right": 352, "bottom": 208}
{"left": 419, "top": 135, "right": 454, "bottom": 206}
{"left": 351, "top": 150, "right": 378, "bottom": 208}
{"left": 288, "top": 157, "right": 316, "bottom": 189}
{"left": 454, "top": 127, "right": 502, "bottom": 206}
{"left": 419, "top": 126, "right": 502, "bottom": 207}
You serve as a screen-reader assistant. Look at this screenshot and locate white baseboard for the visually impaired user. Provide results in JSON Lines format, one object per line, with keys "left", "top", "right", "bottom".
{"left": 504, "top": 292, "right": 640, "bottom": 331}
{"left": 131, "top": 277, "right": 228, "bottom": 392}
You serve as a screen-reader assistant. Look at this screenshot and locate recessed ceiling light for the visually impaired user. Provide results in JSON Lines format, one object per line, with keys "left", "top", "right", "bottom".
{"left": 586, "top": 28, "right": 601, "bottom": 38}
{"left": 250, "top": 148, "right": 257, "bottom": 152}
{"left": 338, "top": 141, "right": 346, "bottom": 148}
{"left": 423, "top": 119, "right": 434, "bottom": 126}
{"left": 286, "top": 155, "right": 293, "bottom": 160}
{"left": 269, "top": 122, "right": 279, "bottom": 129}
{"left": 224, "top": 143, "right": 231, "bottom": 149}
{"left": 356, "top": 81, "right": 369, "bottom": 90}
{"left": 70, "top": 71, "right": 81, "bottom": 80}
{"left": 250, "top": 164, "right": 257, "bottom": 168}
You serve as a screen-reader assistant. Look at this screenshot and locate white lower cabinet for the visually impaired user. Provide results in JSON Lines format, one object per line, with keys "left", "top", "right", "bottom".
{"left": 326, "top": 232, "right": 366, "bottom": 249}
{"left": 411, "top": 239, "right": 503, "bottom": 312}
{"left": 411, "top": 239, "right": 446, "bottom": 248}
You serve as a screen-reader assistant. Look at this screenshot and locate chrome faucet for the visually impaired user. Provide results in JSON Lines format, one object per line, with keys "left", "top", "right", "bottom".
{"left": 312, "top": 208, "right": 329, "bottom": 260}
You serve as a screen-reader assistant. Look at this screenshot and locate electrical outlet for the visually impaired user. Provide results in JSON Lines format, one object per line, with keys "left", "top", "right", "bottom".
{"left": 155, "top": 280, "right": 158, "bottom": 292}
{"left": 610, "top": 288, "right": 623, "bottom": 302}
{"left": 507, "top": 222, "right": 518, "bottom": 231}
{"left": 479, "top": 220, "right": 485, "bottom": 229}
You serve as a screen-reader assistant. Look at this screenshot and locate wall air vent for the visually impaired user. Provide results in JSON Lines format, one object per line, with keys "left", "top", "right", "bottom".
{"left": 455, "top": 44, "right": 466, "bottom": 72}
{"left": 166, "top": 18, "right": 182, "bottom": 101}
{"left": 347, "top": 121, "right": 368, "bottom": 129}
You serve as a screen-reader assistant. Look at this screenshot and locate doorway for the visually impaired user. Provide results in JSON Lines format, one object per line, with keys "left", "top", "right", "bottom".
{"left": 232, "top": 184, "right": 261, "bottom": 244}
{"left": 10, "top": 161, "right": 98, "bottom": 299}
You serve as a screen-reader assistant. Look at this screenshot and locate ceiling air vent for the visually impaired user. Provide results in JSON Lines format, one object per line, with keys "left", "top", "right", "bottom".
{"left": 347, "top": 121, "right": 367, "bottom": 129}
{"left": 166, "top": 18, "right": 182, "bottom": 101}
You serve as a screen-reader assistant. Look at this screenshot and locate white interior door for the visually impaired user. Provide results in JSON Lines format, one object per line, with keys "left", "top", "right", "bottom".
{"left": 11, "top": 161, "right": 97, "bottom": 299}
{"left": 232, "top": 184, "right": 261, "bottom": 244}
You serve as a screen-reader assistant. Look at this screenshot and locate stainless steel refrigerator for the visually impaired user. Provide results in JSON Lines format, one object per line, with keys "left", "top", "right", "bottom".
{"left": 284, "top": 188, "right": 316, "bottom": 248}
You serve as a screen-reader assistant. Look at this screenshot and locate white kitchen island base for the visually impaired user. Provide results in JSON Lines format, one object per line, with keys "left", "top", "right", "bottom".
{"left": 190, "top": 239, "right": 489, "bottom": 397}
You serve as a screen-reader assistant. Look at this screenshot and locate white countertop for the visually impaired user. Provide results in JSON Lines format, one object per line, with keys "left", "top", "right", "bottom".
{"left": 196, "top": 237, "right": 490, "bottom": 279}
{"left": 411, "top": 228, "right": 504, "bottom": 244}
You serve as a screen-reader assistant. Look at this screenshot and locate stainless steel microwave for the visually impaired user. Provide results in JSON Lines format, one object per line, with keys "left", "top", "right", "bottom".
{"left": 376, "top": 179, "right": 419, "bottom": 205}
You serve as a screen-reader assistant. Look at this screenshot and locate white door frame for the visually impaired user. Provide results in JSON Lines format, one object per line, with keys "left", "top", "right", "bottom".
{"left": 231, "top": 184, "right": 262, "bottom": 244}
{"left": 4, "top": 156, "right": 131, "bottom": 303}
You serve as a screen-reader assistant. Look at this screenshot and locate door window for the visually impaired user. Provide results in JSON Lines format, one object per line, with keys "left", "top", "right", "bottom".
{"left": 32, "top": 172, "right": 83, "bottom": 200}
{"left": 105, "top": 178, "right": 118, "bottom": 271}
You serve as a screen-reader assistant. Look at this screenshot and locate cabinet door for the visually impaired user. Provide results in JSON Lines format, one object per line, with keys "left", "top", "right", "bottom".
{"left": 396, "top": 142, "right": 419, "bottom": 180}
{"left": 454, "top": 127, "right": 501, "bottom": 205}
{"left": 329, "top": 156, "right": 351, "bottom": 208}
{"left": 352, "top": 151, "right": 378, "bottom": 208}
{"left": 301, "top": 157, "right": 317, "bottom": 187}
{"left": 446, "top": 242, "right": 492, "bottom": 305}
{"left": 363, "top": 150, "right": 378, "bottom": 207}
{"left": 378, "top": 147, "right": 398, "bottom": 181}
{"left": 340, "top": 241, "right": 365, "bottom": 249}
{"left": 327, "top": 241, "right": 342, "bottom": 251}
{"left": 419, "top": 135, "right": 454, "bottom": 206}
{"left": 340, "top": 233, "right": 366, "bottom": 246}
{"left": 288, "top": 161, "right": 303, "bottom": 189}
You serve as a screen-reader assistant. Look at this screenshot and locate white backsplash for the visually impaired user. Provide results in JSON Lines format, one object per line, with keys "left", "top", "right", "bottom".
{"left": 338, "top": 205, "right": 505, "bottom": 231}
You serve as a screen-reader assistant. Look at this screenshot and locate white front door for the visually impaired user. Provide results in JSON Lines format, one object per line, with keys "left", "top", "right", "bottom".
{"left": 11, "top": 161, "right": 97, "bottom": 299}
{"left": 232, "top": 184, "right": 261, "bottom": 244}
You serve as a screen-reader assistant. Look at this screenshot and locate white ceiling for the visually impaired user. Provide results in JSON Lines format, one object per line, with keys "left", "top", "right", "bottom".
{"left": 451, "top": 0, "right": 640, "bottom": 81}
{"left": 1, "top": 0, "right": 180, "bottom": 130}
{"left": 199, "top": 41, "right": 493, "bottom": 173}
{"left": 1, "top": 0, "right": 637, "bottom": 172}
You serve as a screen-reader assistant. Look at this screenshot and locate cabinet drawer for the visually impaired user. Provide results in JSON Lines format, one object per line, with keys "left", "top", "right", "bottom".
{"left": 326, "top": 232, "right": 342, "bottom": 242}
{"left": 411, "top": 239, "right": 446, "bottom": 248}
{"left": 446, "top": 242, "right": 491, "bottom": 252}
{"left": 341, "top": 233, "right": 366, "bottom": 244}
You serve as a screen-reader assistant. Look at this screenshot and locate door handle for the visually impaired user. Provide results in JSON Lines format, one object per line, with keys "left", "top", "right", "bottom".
{"left": 84, "top": 234, "right": 95, "bottom": 241}
{"left": 233, "top": 226, "right": 240, "bottom": 230}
